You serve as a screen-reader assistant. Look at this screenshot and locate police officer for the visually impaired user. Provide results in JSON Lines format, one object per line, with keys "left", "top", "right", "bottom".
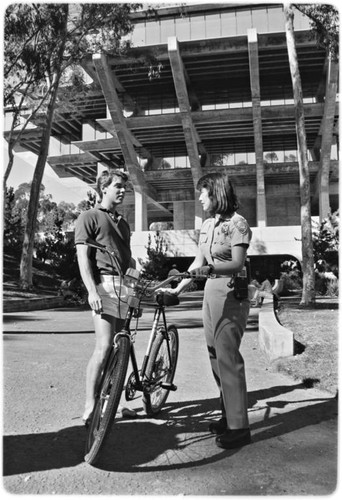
{"left": 172, "top": 172, "right": 252, "bottom": 449}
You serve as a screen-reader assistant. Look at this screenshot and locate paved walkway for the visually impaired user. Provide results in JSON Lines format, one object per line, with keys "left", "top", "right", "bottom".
{"left": 2, "top": 292, "right": 338, "bottom": 495}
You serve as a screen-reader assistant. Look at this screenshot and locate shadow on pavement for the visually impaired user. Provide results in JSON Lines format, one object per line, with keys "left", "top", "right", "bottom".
{"left": 2, "top": 315, "right": 47, "bottom": 323}
{"left": 3, "top": 391, "right": 337, "bottom": 475}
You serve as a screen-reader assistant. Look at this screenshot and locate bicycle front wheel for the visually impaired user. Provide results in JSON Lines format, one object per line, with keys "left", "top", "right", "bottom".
{"left": 143, "top": 325, "right": 179, "bottom": 416}
{"left": 84, "top": 334, "right": 130, "bottom": 465}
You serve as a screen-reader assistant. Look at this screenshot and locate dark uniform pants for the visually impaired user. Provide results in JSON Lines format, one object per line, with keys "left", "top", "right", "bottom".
{"left": 203, "top": 278, "right": 250, "bottom": 429}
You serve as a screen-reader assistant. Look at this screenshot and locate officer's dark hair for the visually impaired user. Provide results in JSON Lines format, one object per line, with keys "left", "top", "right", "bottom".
{"left": 196, "top": 172, "right": 239, "bottom": 216}
{"left": 97, "top": 169, "right": 128, "bottom": 201}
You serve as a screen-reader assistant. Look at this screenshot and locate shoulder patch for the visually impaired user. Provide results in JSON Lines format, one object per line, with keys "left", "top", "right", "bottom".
{"left": 233, "top": 218, "right": 249, "bottom": 235}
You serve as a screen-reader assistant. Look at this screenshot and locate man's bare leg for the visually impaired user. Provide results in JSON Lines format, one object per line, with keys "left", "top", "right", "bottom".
{"left": 83, "top": 314, "right": 124, "bottom": 422}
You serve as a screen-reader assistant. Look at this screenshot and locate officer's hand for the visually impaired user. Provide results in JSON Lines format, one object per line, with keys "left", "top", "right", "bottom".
{"left": 88, "top": 290, "right": 103, "bottom": 314}
{"left": 190, "top": 266, "right": 212, "bottom": 278}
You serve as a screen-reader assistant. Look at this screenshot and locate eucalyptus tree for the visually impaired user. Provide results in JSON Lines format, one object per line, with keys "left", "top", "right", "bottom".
{"left": 284, "top": 3, "right": 338, "bottom": 306}
{"left": 4, "top": 3, "right": 141, "bottom": 288}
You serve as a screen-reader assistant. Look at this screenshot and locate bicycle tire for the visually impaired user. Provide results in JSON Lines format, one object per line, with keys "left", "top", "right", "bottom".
{"left": 84, "top": 334, "right": 130, "bottom": 465}
{"left": 142, "top": 325, "right": 179, "bottom": 416}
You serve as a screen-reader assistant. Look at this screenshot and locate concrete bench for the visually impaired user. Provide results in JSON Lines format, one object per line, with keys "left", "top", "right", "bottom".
{"left": 272, "top": 278, "right": 284, "bottom": 299}
{"left": 258, "top": 295, "right": 294, "bottom": 362}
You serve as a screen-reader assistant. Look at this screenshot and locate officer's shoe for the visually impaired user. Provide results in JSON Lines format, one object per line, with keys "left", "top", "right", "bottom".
{"left": 215, "top": 428, "right": 251, "bottom": 449}
{"left": 208, "top": 417, "right": 227, "bottom": 435}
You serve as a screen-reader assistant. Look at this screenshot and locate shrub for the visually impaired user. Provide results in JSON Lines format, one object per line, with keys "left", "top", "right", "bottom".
{"left": 280, "top": 259, "right": 303, "bottom": 294}
{"left": 312, "top": 211, "right": 339, "bottom": 277}
{"left": 139, "top": 231, "right": 170, "bottom": 280}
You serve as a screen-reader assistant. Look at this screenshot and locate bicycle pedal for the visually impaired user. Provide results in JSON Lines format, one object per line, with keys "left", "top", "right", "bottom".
{"left": 161, "top": 382, "right": 177, "bottom": 391}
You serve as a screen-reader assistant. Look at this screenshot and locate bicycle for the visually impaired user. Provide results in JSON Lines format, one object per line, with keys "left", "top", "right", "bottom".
{"left": 82, "top": 241, "right": 190, "bottom": 465}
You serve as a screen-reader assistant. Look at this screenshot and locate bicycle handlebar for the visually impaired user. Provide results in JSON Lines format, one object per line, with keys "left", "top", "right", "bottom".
{"left": 136, "top": 272, "right": 191, "bottom": 295}
{"left": 82, "top": 241, "right": 191, "bottom": 295}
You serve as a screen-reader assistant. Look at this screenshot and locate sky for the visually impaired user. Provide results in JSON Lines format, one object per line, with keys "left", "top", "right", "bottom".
{"left": 4, "top": 147, "right": 92, "bottom": 205}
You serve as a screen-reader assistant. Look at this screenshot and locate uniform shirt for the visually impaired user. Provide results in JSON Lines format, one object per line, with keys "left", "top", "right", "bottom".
{"left": 199, "top": 213, "right": 252, "bottom": 266}
{"left": 75, "top": 205, "right": 132, "bottom": 281}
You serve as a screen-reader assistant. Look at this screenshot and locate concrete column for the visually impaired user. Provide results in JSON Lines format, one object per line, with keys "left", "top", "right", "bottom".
{"left": 194, "top": 197, "right": 204, "bottom": 229}
{"left": 134, "top": 190, "right": 148, "bottom": 231}
{"left": 173, "top": 201, "right": 196, "bottom": 230}
{"left": 248, "top": 29, "right": 267, "bottom": 227}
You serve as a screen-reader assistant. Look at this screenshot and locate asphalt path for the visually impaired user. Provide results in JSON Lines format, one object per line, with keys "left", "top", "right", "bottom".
{"left": 2, "top": 292, "right": 338, "bottom": 496}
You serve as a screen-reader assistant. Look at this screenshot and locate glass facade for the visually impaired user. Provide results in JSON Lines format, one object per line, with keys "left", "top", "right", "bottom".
{"left": 124, "top": 6, "right": 336, "bottom": 170}
{"left": 130, "top": 6, "right": 310, "bottom": 46}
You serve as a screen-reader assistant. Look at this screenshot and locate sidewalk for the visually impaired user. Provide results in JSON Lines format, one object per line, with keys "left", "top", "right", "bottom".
{"left": 3, "top": 292, "right": 338, "bottom": 495}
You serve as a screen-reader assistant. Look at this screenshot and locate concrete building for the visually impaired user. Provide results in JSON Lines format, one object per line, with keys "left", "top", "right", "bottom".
{"left": 6, "top": 3, "right": 339, "bottom": 274}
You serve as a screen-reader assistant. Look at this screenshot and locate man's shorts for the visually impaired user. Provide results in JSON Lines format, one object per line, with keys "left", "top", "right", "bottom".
{"left": 93, "top": 275, "right": 132, "bottom": 319}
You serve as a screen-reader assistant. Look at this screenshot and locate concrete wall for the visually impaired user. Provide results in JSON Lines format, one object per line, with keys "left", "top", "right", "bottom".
{"left": 237, "top": 183, "right": 302, "bottom": 227}
{"left": 131, "top": 225, "right": 303, "bottom": 269}
{"left": 173, "top": 201, "right": 195, "bottom": 229}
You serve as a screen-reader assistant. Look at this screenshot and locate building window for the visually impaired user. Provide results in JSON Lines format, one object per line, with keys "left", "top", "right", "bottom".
{"left": 294, "top": 9, "right": 311, "bottom": 30}
{"left": 251, "top": 8, "right": 268, "bottom": 33}
{"left": 236, "top": 9, "right": 252, "bottom": 35}
{"left": 131, "top": 22, "right": 145, "bottom": 45}
{"left": 267, "top": 6, "right": 285, "bottom": 32}
{"left": 190, "top": 15, "right": 205, "bottom": 40}
{"left": 175, "top": 15, "right": 191, "bottom": 41}
{"left": 205, "top": 13, "right": 221, "bottom": 38}
{"left": 236, "top": 152, "right": 248, "bottom": 164}
{"left": 221, "top": 11, "right": 237, "bottom": 37}
{"left": 160, "top": 18, "right": 176, "bottom": 43}
{"left": 284, "top": 150, "right": 298, "bottom": 162}
{"left": 145, "top": 19, "right": 160, "bottom": 45}
{"left": 247, "top": 152, "right": 256, "bottom": 164}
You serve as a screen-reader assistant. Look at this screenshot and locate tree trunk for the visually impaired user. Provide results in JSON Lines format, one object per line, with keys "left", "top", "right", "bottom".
{"left": 284, "top": 4, "right": 315, "bottom": 306}
{"left": 3, "top": 145, "right": 14, "bottom": 189}
{"left": 19, "top": 8, "right": 68, "bottom": 288}
{"left": 19, "top": 92, "right": 58, "bottom": 288}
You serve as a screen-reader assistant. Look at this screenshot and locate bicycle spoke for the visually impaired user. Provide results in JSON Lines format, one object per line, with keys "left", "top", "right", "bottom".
{"left": 143, "top": 325, "right": 179, "bottom": 416}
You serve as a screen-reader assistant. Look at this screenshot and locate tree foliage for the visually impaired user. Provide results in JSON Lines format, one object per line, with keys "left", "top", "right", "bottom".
{"left": 4, "top": 3, "right": 141, "bottom": 288}
{"left": 312, "top": 210, "right": 339, "bottom": 275}
{"left": 294, "top": 4, "right": 339, "bottom": 61}
{"left": 4, "top": 3, "right": 141, "bottom": 184}
{"left": 3, "top": 186, "right": 99, "bottom": 281}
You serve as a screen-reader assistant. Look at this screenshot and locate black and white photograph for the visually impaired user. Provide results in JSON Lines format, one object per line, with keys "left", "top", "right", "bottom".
{"left": 3, "top": 1, "right": 339, "bottom": 496}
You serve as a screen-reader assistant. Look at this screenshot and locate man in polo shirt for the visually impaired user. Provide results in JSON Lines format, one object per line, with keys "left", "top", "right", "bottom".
{"left": 75, "top": 168, "right": 135, "bottom": 425}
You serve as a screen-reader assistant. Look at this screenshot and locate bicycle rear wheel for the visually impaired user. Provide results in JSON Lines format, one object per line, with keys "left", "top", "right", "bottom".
{"left": 84, "top": 334, "right": 130, "bottom": 465}
{"left": 142, "top": 325, "right": 179, "bottom": 416}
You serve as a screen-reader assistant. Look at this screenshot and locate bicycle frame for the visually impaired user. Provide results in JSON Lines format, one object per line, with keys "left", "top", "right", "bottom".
{"left": 115, "top": 298, "right": 172, "bottom": 396}
{"left": 83, "top": 238, "right": 189, "bottom": 397}
{"left": 83, "top": 240, "right": 191, "bottom": 464}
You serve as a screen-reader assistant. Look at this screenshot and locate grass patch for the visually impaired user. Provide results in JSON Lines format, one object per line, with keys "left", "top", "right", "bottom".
{"left": 272, "top": 297, "right": 339, "bottom": 396}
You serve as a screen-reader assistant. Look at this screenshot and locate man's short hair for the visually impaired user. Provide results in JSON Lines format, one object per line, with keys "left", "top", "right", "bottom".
{"left": 96, "top": 169, "right": 129, "bottom": 200}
